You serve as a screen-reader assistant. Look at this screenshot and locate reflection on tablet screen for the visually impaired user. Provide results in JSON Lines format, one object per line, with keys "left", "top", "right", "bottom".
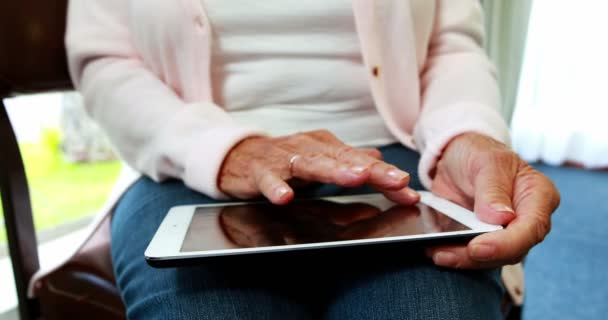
{"left": 180, "top": 199, "right": 469, "bottom": 252}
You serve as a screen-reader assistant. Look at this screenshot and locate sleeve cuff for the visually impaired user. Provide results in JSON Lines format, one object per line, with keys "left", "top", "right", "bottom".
{"left": 413, "top": 102, "right": 511, "bottom": 190}
{"left": 183, "top": 124, "right": 266, "bottom": 199}
{"left": 148, "top": 101, "right": 267, "bottom": 199}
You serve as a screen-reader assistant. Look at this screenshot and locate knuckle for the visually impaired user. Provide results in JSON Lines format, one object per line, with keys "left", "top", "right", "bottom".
{"left": 334, "top": 145, "right": 352, "bottom": 158}
{"left": 335, "top": 145, "right": 356, "bottom": 158}
{"left": 286, "top": 134, "right": 315, "bottom": 149}
{"left": 544, "top": 176, "right": 561, "bottom": 211}
{"left": 553, "top": 191, "right": 561, "bottom": 212}
{"left": 533, "top": 216, "right": 551, "bottom": 244}
{"left": 251, "top": 159, "right": 267, "bottom": 172}
{"left": 291, "top": 132, "right": 311, "bottom": 143}
{"left": 368, "top": 148, "right": 383, "bottom": 159}
{"left": 306, "top": 154, "right": 331, "bottom": 172}
{"left": 289, "top": 154, "right": 307, "bottom": 172}
{"left": 310, "top": 129, "right": 333, "bottom": 138}
{"left": 534, "top": 172, "right": 561, "bottom": 213}
{"left": 540, "top": 179, "right": 559, "bottom": 209}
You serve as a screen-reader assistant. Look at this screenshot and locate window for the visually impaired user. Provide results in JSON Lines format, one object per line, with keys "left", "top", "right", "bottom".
{"left": 1, "top": 92, "right": 121, "bottom": 246}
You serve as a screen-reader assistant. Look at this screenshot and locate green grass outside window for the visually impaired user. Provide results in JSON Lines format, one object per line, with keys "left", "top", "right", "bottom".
{"left": 1, "top": 131, "right": 121, "bottom": 244}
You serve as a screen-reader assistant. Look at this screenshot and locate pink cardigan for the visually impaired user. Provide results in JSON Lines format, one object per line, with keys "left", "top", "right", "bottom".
{"left": 65, "top": 0, "right": 509, "bottom": 196}
{"left": 29, "top": 0, "right": 516, "bottom": 298}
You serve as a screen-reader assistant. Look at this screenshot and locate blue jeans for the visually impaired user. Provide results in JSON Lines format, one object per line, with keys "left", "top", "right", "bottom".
{"left": 111, "top": 144, "right": 504, "bottom": 319}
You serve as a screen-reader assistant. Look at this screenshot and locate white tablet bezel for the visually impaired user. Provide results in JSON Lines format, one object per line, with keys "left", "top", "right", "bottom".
{"left": 145, "top": 191, "right": 502, "bottom": 262}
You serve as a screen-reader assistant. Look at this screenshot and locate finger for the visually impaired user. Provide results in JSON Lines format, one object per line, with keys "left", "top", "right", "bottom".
{"left": 254, "top": 168, "right": 294, "bottom": 205}
{"left": 472, "top": 155, "right": 520, "bottom": 225}
{"left": 368, "top": 162, "right": 412, "bottom": 190}
{"left": 307, "top": 131, "right": 382, "bottom": 161}
{"left": 426, "top": 245, "right": 510, "bottom": 269}
{"left": 428, "top": 172, "right": 558, "bottom": 269}
{"left": 305, "top": 137, "right": 409, "bottom": 192}
{"left": 290, "top": 153, "right": 370, "bottom": 187}
{"left": 367, "top": 162, "right": 421, "bottom": 205}
{"left": 468, "top": 171, "right": 558, "bottom": 260}
{"left": 219, "top": 175, "right": 261, "bottom": 200}
{"left": 360, "top": 148, "right": 383, "bottom": 160}
{"left": 427, "top": 215, "right": 538, "bottom": 269}
{"left": 427, "top": 214, "right": 537, "bottom": 269}
{"left": 332, "top": 145, "right": 412, "bottom": 191}
{"left": 285, "top": 132, "right": 371, "bottom": 187}
{"left": 382, "top": 187, "right": 420, "bottom": 205}
{"left": 358, "top": 156, "right": 420, "bottom": 203}
{"left": 292, "top": 133, "right": 414, "bottom": 201}
{"left": 305, "top": 130, "right": 382, "bottom": 161}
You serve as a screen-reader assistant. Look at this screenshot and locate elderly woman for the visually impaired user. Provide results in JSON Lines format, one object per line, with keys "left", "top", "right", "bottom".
{"left": 66, "top": 0, "right": 559, "bottom": 319}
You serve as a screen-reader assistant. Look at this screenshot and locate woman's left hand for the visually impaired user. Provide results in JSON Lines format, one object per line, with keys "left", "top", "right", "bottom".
{"left": 426, "top": 133, "right": 560, "bottom": 269}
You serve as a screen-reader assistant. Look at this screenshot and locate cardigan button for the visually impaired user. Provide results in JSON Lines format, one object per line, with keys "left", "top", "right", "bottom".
{"left": 371, "top": 66, "right": 380, "bottom": 77}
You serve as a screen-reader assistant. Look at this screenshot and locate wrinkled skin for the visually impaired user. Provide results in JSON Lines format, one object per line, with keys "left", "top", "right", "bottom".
{"left": 219, "top": 131, "right": 560, "bottom": 269}
{"left": 428, "top": 133, "right": 560, "bottom": 269}
{"left": 219, "top": 130, "right": 420, "bottom": 205}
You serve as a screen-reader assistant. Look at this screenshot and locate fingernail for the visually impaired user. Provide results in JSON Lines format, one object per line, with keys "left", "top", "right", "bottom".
{"left": 433, "top": 251, "right": 458, "bottom": 266}
{"left": 387, "top": 169, "right": 409, "bottom": 181}
{"left": 471, "top": 244, "right": 496, "bottom": 261}
{"left": 406, "top": 188, "right": 419, "bottom": 198}
{"left": 349, "top": 166, "right": 368, "bottom": 175}
{"left": 490, "top": 204, "right": 516, "bottom": 220}
{"left": 490, "top": 204, "right": 515, "bottom": 214}
{"left": 276, "top": 187, "right": 290, "bottom": 199}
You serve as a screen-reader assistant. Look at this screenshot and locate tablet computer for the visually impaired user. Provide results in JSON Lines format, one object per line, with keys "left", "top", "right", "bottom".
{"left": 145, "top": 192, "right": 501, "bottom": 267}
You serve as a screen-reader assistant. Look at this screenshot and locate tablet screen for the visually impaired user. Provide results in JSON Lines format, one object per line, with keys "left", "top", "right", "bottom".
{"left": 180, "top": 197, "right": 470, "bottom": 253}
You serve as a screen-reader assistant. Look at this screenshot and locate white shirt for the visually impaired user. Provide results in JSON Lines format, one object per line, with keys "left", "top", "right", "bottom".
{"left": 204, "top": 0, "right": 397, "bottom": 147}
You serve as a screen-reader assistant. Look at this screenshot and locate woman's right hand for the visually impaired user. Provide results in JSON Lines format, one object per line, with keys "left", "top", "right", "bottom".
{"left": 218, "top": 130, "right": 420, "bottom": 205}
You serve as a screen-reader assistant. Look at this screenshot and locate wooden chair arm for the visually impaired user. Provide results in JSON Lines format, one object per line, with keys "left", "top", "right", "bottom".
{"left": 1, "top": 99, "right": 41, "bottom": 320}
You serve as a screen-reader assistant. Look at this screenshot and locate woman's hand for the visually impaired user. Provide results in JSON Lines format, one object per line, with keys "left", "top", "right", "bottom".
{"left": 219, "top": 130, "right": 420, "bottom": 205}
{"left": 427, "top": 133, "right": 560, "bottom": 269}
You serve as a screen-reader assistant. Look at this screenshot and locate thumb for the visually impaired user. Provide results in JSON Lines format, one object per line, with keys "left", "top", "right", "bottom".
{"left": 473, "top": 161, "right": 518, "bottom": 225}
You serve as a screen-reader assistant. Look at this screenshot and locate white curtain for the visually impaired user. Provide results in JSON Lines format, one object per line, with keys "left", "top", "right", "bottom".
{"left": 511, "top": 0, "right": 608, "bottom": 168}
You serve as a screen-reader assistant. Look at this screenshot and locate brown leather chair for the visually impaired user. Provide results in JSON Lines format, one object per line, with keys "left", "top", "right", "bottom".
{"left": 0, "top": 2, "right": 125, "bottom": 319}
